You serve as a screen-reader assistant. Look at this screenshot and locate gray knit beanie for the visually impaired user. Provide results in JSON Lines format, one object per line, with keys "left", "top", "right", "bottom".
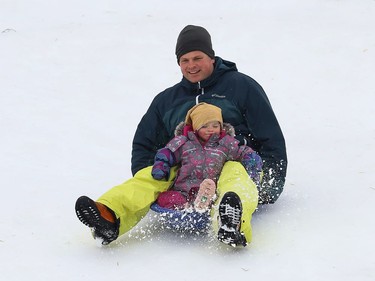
{"left": 175, "top": 25, "right": 215, "bottom": 63}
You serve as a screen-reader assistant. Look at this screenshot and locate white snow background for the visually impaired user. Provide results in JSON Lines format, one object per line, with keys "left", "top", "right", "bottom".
{"left": 1, "top": 0, "right": 374, "bottom": 280}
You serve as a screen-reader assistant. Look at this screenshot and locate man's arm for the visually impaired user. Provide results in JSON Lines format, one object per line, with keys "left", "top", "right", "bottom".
{"left": 241, "top": 78, "right": 288, "bottom": 203}
{"left": 131, "top": 99, "right": 170, "bottom": 176}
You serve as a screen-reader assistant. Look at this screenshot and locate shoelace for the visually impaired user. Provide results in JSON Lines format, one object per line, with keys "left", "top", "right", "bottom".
{"left": 222, "top": 203, "right": 241, "bottom": 226}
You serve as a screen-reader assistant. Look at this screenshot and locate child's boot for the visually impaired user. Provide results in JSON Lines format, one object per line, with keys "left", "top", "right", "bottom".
{"left": 194, "top": 179, "right": 217, "bottom": 213}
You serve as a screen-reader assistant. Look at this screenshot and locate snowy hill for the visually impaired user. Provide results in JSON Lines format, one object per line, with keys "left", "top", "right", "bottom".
{"left": 1, "top": 1, "right": 374, "bottom": 280}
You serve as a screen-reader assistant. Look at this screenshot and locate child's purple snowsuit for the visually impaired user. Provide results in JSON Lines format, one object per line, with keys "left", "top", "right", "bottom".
{"left": 152, "top": 123, "right": 262, "bottom": 201}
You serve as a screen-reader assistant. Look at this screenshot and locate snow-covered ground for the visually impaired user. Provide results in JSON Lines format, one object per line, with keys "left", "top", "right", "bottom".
{"left": 1, "top": 1, "right": 374, "bottom": 280}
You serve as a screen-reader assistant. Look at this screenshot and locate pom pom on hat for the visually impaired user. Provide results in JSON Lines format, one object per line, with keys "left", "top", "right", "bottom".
{"left": 185, "top": 102, "right": 223, "bottom": 131}
{"left": 175, "top": 25, "right": 215, "bottom": 63}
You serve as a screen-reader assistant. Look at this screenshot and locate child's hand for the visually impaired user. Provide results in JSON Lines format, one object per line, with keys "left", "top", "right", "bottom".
{"left": 151, "top": 148, "right": 175, "bottom": 180}
{"left": 152, "top": 161, "right": 170, "bottom": 180}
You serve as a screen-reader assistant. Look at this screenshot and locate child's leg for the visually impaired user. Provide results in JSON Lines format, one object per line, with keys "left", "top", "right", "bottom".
{"left": 194, "top": 179, "right": 217, "bottom": 213}
{"left": 157, "top": 190, "right": 187, "bottom": 209}
{"left": 97, "top": 166, "right": 177, "bottom": 236}
{"left": 210, "top": 161, "right": 258, "bottom": 245}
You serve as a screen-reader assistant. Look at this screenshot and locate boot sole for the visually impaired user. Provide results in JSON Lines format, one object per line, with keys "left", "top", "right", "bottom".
{"left": 75, "top": 196, "right": 118, "bottom": 245}
{"left": 217, "top": 192, "right": 247, "bottom": 247}
{"left": 75, "top": 196, "right": 102, "bottom": 228}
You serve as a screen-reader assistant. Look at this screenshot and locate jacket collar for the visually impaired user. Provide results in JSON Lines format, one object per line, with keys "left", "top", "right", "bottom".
{"left": 180, "top": 57, "right": 238, "bottom": 91}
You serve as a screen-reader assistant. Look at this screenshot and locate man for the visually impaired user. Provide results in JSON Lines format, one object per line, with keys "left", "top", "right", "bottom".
{"left": 75, "top": 25, "right": 287, "bottom": 247}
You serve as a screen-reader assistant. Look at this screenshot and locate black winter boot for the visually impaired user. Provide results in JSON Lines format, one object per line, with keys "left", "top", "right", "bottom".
{"left": 75, "top": 196, "right": 119, "bottom": 245}
{"left": 217, "top": 192, "right": 247, "bottom": 247}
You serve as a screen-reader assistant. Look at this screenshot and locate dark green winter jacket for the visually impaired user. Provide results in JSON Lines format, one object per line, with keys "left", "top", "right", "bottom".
{"left": 131, "top": 57, "right": 287, "bottom": 203}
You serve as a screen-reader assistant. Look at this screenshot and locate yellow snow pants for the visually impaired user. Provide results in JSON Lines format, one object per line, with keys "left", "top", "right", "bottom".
{"left": 97, "top": 161, "right": 258, "bottom": 244}
{"left": 210, "top": 161, "right": 259, "bottom": 244}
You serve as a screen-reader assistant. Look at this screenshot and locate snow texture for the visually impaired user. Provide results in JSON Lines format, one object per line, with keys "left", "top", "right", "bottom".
{"left": 1, "top": 1, "right": 374, "bottom": 280}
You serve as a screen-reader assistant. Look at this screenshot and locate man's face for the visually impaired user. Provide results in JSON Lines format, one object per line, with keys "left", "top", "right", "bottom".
{"left": 179, "top": 51, "right": 215, "bottom": 83}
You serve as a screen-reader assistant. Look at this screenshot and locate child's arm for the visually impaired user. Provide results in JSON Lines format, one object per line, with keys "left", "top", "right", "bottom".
{"left": 151, "top": 135, "right": 187, "bottom": 180}
{"left": 223, "top": 136, "right": 263, "bottom": 185}
{"left": 151, "top": 147, "right": 176, "bottom": 180}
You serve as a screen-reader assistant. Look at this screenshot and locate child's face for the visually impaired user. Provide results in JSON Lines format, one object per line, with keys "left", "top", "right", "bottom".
{"left": 197, "top": 121, "right": 221, "bottom": 141}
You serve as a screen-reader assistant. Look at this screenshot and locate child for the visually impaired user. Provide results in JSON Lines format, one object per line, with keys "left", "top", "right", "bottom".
{"left": 152, "top": 102, "right": 262, "bottom": 213}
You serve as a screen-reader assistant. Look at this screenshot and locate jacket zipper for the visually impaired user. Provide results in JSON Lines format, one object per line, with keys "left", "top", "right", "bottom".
{"left": 195, "top": 81, "right": 204, "bottom": 104}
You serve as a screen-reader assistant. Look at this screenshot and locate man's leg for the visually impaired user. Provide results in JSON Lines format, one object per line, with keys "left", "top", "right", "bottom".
{"left": 75, "top": 166, "right": 177, "bottom": 244}
{"left": 97, "top": 166, "right": 177, "bottom": 236}
{"left": 211, "top": 161, "right": 258, "bottom": 246}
